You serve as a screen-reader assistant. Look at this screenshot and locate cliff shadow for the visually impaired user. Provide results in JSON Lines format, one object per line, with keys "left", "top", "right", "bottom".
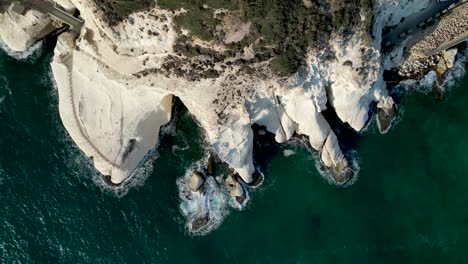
{"left": 321, "top": 101, "right": 362, "bottom": 154}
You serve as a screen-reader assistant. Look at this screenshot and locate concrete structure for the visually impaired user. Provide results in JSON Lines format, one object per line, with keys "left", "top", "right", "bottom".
{"left": 384, "top": 0, "right": 467, "bottom": 58}
{"left": 382, "top": 0, "right": 459, "bottom": 48}
{"left": 427, "top": 31, "right": 468, "bottom": 56}
{"left": 18, "top": 0, "right": 83, "bottom": 33}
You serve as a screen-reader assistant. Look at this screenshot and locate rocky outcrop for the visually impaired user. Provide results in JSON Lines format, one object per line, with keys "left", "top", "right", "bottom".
{"left": 225, "top": 174, "right": 246, "bottom": 205}
{"left": 2, "top": 0, "right": 465, "bottom": 235}
{"left": 0, "top": 2, "right": 57, "bottom": 52}
{"left": 51, "top": 31, "right": 173, "bottom": 184}
{"left": 188, "top": 172, "right": 205, "bottom": 192}
{"left": 436, "top": 48, "right": 459, "bottom": 75}
{"left": 376, "top": 96, "right": 396, "bottom": 134}
{"left": 0, "top": 0, "right": 387, "bottom": 186}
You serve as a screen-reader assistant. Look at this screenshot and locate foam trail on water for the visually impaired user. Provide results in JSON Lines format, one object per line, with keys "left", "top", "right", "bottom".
{"left": 0, "top": 76, "right": 11, "bottom": 111}
{"left": 0, "top": 168, "right": 4, "bottom": 186}
{"left": 286, "top": 137, "right": 360, "bottom": 187}
{"left": 93, "top": 151, "right": 161, "bottom": 198}
{"left": 390, "top": 49, "right": 466, "bottom": 130}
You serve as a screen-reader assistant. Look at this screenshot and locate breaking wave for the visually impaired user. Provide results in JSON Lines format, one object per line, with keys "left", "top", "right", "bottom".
{"left": 94, "top": 152, "right": 160, "bottom": 198}
{"left": 95, "top": 116, "right": 179, "bottom": 198}
{"left": 393, "top": 47, "right": 467, "bottom": 129}
{"left": 285, "top": 136, "right": 361, "bottom": 187}
{"left": 400, "top": 47, "right": 468, "bottom": 94}
{"left": 0, "top": 40, "right": 44, "bottom": 62}
{"left": 177, "top": 154, "right": 231, "bottom": 236}
{"left": 386, "top": 103, "right": 406, "bottom": 131}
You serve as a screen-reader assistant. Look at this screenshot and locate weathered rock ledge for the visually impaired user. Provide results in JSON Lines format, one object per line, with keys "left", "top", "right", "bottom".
{"left": 1, "top": 0, "right": 466, "bottom": 234}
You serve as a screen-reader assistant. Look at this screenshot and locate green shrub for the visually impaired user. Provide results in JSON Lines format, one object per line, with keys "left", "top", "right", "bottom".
{"left": 93, "top": 0, "right": 374, "bottom": 76}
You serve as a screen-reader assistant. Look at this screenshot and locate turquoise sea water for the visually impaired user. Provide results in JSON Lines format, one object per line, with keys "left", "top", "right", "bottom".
{"left": 1, "top": 40, "right": 468, "bottom": 263}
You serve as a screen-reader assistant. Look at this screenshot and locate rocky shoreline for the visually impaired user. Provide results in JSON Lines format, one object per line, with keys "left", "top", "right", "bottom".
{"left": 0, "top": 0, "right": 466, "bottom": 234}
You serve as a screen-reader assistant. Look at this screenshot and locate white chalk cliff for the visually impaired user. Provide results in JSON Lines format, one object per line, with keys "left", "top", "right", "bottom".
{"left": 0, "top": 0, "right": 459, "bottom": 188}
{"left": 2, "top": 0, "right": 465, "bottom": 234}
{"left": 0, "top": 2, "right": 56, "bottom": 52}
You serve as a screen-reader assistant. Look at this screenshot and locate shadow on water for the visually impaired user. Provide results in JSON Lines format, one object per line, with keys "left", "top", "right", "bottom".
{"left": 251, "top": 124, "right": 281, "bottom": 175}
{"left": 321, "top": 101, "right": 361, "bottom": 154}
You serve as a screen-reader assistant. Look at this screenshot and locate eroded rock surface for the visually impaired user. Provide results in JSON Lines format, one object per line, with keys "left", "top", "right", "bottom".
{"left": 1, "top": 0, "right": 466, "bottom": 234}
{"left": 0, "top": 1, "right": 57, "bottom": 52}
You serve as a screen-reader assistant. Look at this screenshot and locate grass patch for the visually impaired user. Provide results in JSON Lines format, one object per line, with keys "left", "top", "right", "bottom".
{"left": 92, "top": 0, "right": 374, "bottom": 76}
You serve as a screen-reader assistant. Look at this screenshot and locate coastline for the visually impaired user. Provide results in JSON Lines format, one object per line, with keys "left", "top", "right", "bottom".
{"left": 0, "top": 0, "right": 466, "bottom": 235}
{"left": 0, "top": 40, "right": 468, "bottom": 262}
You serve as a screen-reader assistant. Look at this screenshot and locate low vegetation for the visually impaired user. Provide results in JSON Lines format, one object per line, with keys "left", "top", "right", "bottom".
{"left": 93, "top": 0, "right": 374, "bottom": 76}
{"left": 92, "top": 0, "right": 154, "bottom": 24}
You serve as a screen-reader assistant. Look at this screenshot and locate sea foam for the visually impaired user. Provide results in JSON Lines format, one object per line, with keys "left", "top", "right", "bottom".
{"left": 177, "top": 154, "right": 231, "bottom": 236}
{"left": 0, "top": 76, "right": 11, "bottom": 111}
{"left": 94, "top": 117, "right": 179, "bottom": 198}
{"left": 0, "top": 40, "right": 44, "bottom": 62}
{"left": 400, "top": 47, "right": 468, "bottom": 94}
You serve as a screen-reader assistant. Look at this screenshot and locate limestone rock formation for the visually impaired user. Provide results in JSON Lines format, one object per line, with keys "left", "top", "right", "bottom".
{"left": 1, "top": 0, "right": 465, "bottom": 234}
{"left": 188, "top": 172, "right": 205, "bottom": 192}
{"left": 0, "top": 1, "right": 57, "bottom": 52}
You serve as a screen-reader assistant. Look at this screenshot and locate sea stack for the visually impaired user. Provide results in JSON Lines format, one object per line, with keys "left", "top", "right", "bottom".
{"left": 188, "top": 172, "right": 205, "bottom": 193}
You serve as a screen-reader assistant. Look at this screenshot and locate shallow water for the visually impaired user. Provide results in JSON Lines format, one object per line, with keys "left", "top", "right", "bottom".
{"left": 1, "top": 40, "right": 468, "bottom": 263}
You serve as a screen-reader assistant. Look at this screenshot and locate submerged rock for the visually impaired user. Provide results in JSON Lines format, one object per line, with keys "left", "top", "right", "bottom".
{"left": 190, "top": 214, "right": 210, "bottom": 233}
{"left": 329, "top": 160, "right": 353, "bottom": 186}
{"left": 102, "top": 174, "right": 120, "bottom": 187}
